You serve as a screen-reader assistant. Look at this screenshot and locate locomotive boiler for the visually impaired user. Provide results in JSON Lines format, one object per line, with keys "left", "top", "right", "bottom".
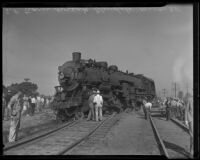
{"left": 51, "top": 52, "right": 156, "bottom": 121}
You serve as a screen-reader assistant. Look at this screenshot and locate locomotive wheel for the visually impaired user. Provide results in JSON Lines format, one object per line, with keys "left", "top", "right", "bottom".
{"left": 125, "top": 108, "right": 131, "bottom": 113}
{"left": 75, "top": 111, "right": 84, "bottom": 120}
{"left": 56, "top": 109, "right": 66, "bottom": 122}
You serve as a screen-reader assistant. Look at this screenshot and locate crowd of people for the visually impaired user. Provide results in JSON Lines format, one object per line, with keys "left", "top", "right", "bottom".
{"left": 2, "top": 88, "right": 103, "bottom": 143}
{"left": 159, "top": 96, "right": 193, "bottom": 157}
{"left": 2, "top": 89, "right": 193, "bottom": 157}
{"left": 141, "top": 95, "right": 193, "bottom": 158}
{"left": 161, "top": 97, "right": 187, "bottom": 121}
{"left": 2, "top": 90, "right": 51, "bottom": 142}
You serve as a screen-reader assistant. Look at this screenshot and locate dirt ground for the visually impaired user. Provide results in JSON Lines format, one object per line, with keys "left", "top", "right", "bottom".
{"left": 80, "top": 109, "right": 160, "bottom": 155}
{"left": 2, "top": 108, "right": 58, "bottom": 144}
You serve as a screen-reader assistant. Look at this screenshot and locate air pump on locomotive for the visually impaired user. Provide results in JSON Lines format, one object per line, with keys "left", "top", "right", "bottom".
{"left": 51, "top": 52, "right": 156, "bottom": 121}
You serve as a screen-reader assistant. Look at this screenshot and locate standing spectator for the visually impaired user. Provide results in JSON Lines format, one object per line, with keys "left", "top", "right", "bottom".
{"left": 174, "top": 98, "right": 179, "bottom": 118}
{"left": 36, "top": 96, "right": 41, "bottom": 113}
{"left": 142, "top": 99, "right": 147, "bottom": 117}
{"left": 143, "top": 99, "right": 152, "bottom": 120}
{"left": 45, "top": 98, "right": 49, "bottom": 108}
{"left": 4, "top": 90, "right": 12, "bottom": 121}
{"left": 7, "top": 91, "right": 23, "bottom": 142}
{"left": 21, "top": 95, "right": 29, "bottom": 116}
{"left": 30, "top": 96, "right": 36, "bottom": 116}
{"left": 185, "top": 95, "right": 193, "bottom": 158}
{"left": 165, "top": 97, "right": 171, "bottom": 121}
{"left": 40, "top": 97, "right": 45, "bottom": 111}
{"left": 93, "top": 90, "right": 103, "bottom": 121}
{"left": 27, "top": 96, "right": 32, "bottom": 116}
{"left": 2, "top": 92, "right": 6, "bottom": 120}
{"left": 177, "top": 99, "right": 185, "bottom": 121}
{"left": 87, "top": 90, "right": 96, "bottom": 121}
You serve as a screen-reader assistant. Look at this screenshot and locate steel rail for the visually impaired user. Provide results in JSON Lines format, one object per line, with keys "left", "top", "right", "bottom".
{"left": 170, "top": 118, "right": 189, "bottom": 134}
{"left": 57, "top": 113, "right": 117, "bottom": 155}
{"left": 149, "top": 115, "right": 169, "bottom": 158}
{"left": 4, "top": 119, "right": 79, "bottom": 151}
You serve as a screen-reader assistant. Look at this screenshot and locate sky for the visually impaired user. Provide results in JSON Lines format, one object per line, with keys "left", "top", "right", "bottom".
{"left": 3, "top": 5, "right": 193, "bottom": 96}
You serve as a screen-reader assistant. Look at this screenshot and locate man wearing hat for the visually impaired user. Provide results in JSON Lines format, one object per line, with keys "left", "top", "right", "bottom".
{"left": 165, "top": 97, "right": 171, "bottom": 121}
{"left": 93, "top": 90, "right": 103, "bottom": 121}
{"left": 87, "top": 89, "right": 96, "bottom": 121}
{"left": 7, "top": 90, "right": 23, "bottom": 142}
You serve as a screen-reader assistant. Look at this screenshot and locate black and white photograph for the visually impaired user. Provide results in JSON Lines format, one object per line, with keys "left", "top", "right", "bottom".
{"left": 2, "top": 4, "right": 197, "bottom": 158}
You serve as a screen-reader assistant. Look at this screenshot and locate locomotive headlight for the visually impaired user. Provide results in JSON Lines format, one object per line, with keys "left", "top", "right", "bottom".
{"left": 59, "top": 72, "right": 65, "bottom": 79}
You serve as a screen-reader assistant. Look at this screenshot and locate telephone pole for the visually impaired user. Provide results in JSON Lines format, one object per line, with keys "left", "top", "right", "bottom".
{"left": 186, "top": 83, "right": 189, "bottom": 95}
{"left": 172, "top": 82, "right": 177, "bottom": 98}
{"left": 163, "top": 88, "right": 166, "bottom": 97}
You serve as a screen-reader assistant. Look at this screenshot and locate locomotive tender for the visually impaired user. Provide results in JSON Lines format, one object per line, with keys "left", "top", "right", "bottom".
{"left": 51, "top": 52, "right": 156, "bottom": 121}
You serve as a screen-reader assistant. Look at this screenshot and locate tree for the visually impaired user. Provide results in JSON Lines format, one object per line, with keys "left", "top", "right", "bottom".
{"left": 24, "top": 78, "right": 30, "bottom": 82}
{"left": 7, "top": 81, "right": 38, "bottom": 96}
{"left": 177, "top": 91, "right": 184, "bottom": 99}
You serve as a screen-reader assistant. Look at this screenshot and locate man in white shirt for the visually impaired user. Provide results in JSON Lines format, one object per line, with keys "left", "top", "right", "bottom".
{"left": 40, "top": 97, "right": 45, "bottom": 111}
{"left": 93, "top": 90, "right": 103, "bottom": 121}
{"left": 45, "top": 98, "right": 49, "bottom": 108}
{"left": 22, "top": 95, "right": 29, "bottom": 116}
{"left": 36, "top": 96, "right": 41, "bottom": 113}
{"left": 143, "top": 99, "right": 152, "bottom": 120}
{"left": 31, "top": 96, "right": 36, "bottom": 116}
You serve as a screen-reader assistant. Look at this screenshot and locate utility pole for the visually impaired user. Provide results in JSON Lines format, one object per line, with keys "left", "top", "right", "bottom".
{"left": 186, "top": 83, "right": 189, "bottom": 95}
{"left": 173, "top": 82, "right": 177, "bottom": 98}
{"left": 163, "top": 88, "right": 166, "bottom": 97}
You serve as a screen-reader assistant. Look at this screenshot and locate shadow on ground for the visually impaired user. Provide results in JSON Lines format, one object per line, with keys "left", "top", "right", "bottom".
{"left": 163, "top": 140, "right": 190, "bottom": 158}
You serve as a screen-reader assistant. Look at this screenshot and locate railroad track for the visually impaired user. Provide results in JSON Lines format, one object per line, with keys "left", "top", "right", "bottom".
{"left": 4, "top": 119, "right": 78, "bottom": 151}
{"left": 149, "top": 113, "right": 190, "bottom": 158}
{"left": 170, "top": 118, "right": 189, "bottom": 134}
{"left": 63, "top": 112, "right": 122, "bottom": 155}
{"left": 4, "top": 113, "right": 121, "bottom": 155}
{"left": 149, "top": 115, "right": 169, "bottom": 158}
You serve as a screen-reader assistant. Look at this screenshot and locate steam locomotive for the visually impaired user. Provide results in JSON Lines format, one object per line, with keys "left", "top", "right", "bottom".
{"left": 51, "top": 52, "right": 156, "bottom": 121}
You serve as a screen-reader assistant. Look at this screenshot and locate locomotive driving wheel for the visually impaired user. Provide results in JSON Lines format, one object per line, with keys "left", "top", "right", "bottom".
{"left": 75, "top": 111, "right": 84, "bottom": 120}
{"left": 56, "top": 109, "right": 67, "bottom": 122}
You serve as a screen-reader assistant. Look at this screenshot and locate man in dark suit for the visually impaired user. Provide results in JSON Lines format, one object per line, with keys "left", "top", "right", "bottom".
{"left": 165, "top": 97, "right": 171, "bottom": 121}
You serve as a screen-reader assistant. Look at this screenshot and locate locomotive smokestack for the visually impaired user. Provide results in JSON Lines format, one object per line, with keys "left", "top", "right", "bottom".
{"left": 72, "top": 52, "right": 81, "bottom": 62}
